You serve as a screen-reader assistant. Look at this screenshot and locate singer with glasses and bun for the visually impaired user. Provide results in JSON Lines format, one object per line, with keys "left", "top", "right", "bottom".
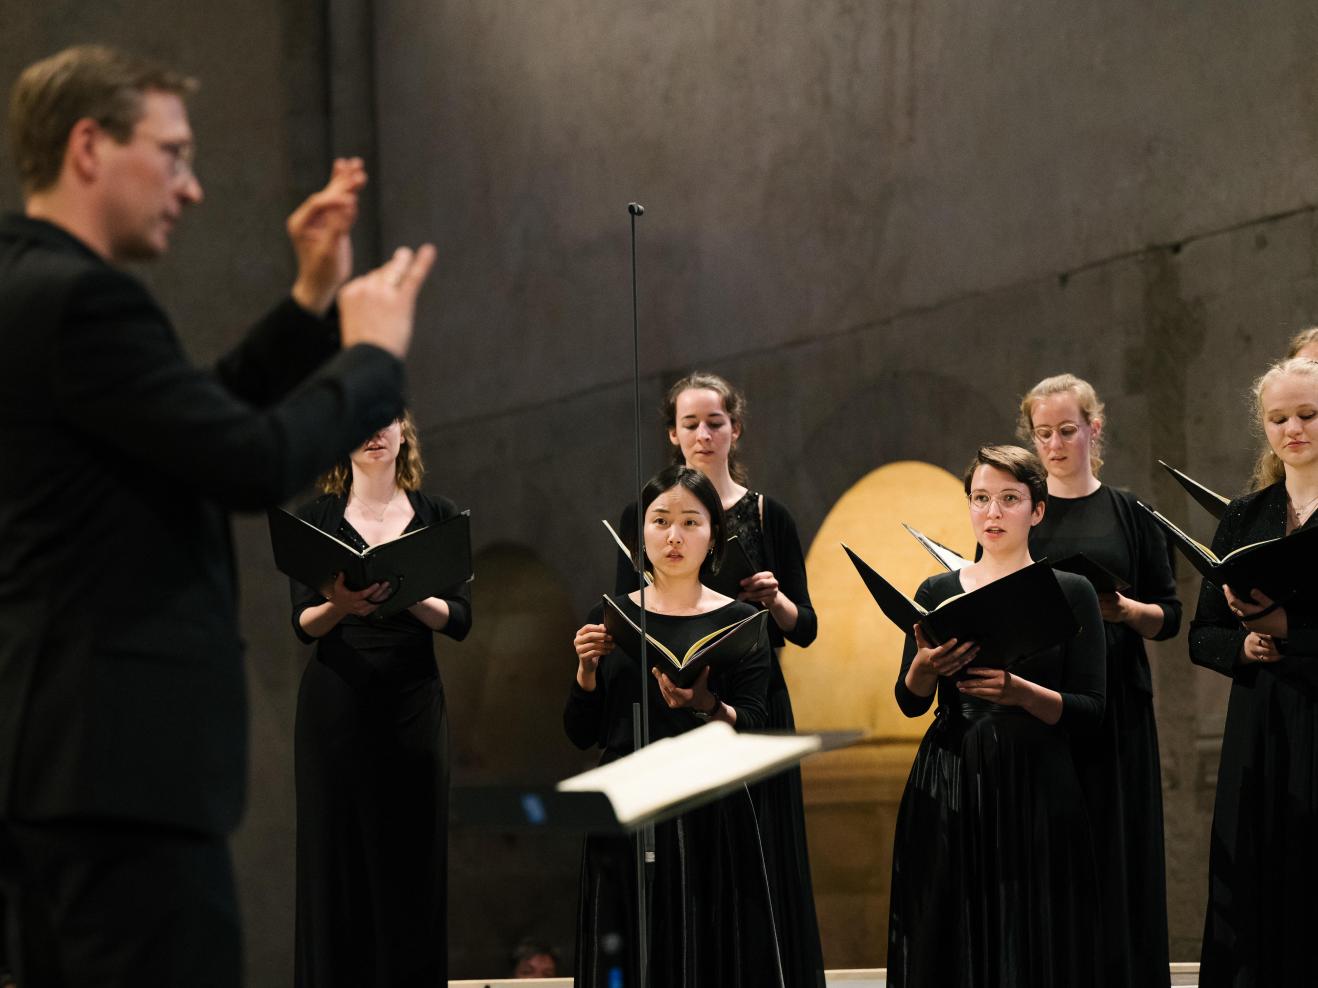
{"left": 288, "top": 410, "right": 470, "bottom": 987}
{"left": 1018, "top": 373, "right": 1180, "bottom": 988}
{"left": 573, "top": 464, "right": 782, "bottom": 988}
{"left": 614, "top": 371, "right": 825, "bottom": 986}
{"left": 887, "top": 445, "right": 1106, "bottom": 988}
{"left": 1190, "top": 357, "right": 1318, "bottom": 987}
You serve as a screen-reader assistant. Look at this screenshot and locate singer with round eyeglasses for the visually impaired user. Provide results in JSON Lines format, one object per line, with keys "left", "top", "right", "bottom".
{"left": 1018, "top": 373, "right": 1180, "bottom": 988}
{"left": 887, "top": 445, "right": 1105, "bottom": 988}
{"left": 572, "top": 465, "right": 782, "bottom": 988}
{"left": 613, "top": 372, "right": 824, "bottom": 986}
{"left": 288, "top": 411, "right": 470, "bottom": 987}
{"left": 1190, "top": 357, "right": 1318, "bottom": 986}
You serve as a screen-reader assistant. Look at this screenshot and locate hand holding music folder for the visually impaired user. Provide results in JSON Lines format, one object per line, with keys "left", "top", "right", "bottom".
{"left": 842, "top": 544, "right": 1079, "bottom": 668}
{"left": 1158, "top": 460, "right": 1230, "bottom": 521}
{"left": 268, "top": 507, "right": 472, "bottom": 619}
{"left": 1138, "top": 501, "right": 1318, "bottom": 602}
{"left": 601, "top": 595, "right": 769, "bottom": 688}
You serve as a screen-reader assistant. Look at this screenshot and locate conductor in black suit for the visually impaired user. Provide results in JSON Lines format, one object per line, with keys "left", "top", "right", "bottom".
{"left": 0, "top": 44, "right": 437, "bottom": 986}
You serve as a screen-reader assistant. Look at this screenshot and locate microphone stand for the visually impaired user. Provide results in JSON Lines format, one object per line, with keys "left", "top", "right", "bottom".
{"left": 626, "top": 201, "right": 653, "bottom": 988}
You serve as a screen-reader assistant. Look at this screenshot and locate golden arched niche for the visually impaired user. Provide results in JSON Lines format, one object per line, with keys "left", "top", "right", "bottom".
{"left": 780, "top": 460, "right": 970, "bottom": 968}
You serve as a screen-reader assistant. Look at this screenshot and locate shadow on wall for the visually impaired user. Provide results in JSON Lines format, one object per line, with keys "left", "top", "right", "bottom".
{"left": 443, "top": 542, "right": 594, "bottom": 979}
{"left": 783, "top": 460, "right": 969, "bottom": 970}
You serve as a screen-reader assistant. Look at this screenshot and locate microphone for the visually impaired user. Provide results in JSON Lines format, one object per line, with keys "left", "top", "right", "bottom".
{"left": 627, "top": 202, "right": 645, "bottom": 216}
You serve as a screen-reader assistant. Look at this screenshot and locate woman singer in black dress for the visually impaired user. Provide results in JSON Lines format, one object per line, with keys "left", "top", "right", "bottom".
{"left": 887, "top": 445, "right": 1106, "bottom": 988}
{"left": 1018, "top": 373, "right": 1179, "bottom": 988}
{"left": 614, "top": 372, "right": 824, "bottom": 987}
{"left": 1191, "top": 356, "right": 1318, "bottom": 986}
{"left": 288, "top": 411, "right": 471, "bottom": 987}
{"left": 574, "top": 465, "right": 783, "bottom": 988}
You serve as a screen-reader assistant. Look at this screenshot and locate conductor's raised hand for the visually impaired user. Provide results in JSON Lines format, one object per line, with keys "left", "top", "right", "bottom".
{"left": 911, "top": 624, "right": 978, "bottom": 678}
{"left": 321, "top": 571, "right": 386, "bottom": 617}
{"left": 1223, "top": 584, "right": 1289, "bottom": 639}
{"left": 289, "top": 157, "right": 367, "bottom": 316}
{"left": 338, "top": 244, "right": 438, "bottom": 359}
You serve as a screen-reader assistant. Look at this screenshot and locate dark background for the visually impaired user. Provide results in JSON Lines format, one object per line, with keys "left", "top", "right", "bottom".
{"left": 5, "top": 1, "right": 1318, "bottom": 981}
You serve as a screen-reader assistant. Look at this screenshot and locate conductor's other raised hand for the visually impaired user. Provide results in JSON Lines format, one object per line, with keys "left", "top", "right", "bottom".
{"left": 338, "top": 245, "right": 438, "bottom": 359}
{"left": 289, "top": 158, "right": 367, "bottom": 316}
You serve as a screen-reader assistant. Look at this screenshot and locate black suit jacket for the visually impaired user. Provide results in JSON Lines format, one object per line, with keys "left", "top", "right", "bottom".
{"left": 0, "top": 213, "right": 406, "bottom": 836}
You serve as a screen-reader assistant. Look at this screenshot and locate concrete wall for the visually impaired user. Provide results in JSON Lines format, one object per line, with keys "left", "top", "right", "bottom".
{"left": 5, "top": 0, "right": 1318, "bottom": 981}
{"left": 370, "top": 0, "right": 1318, "bottom": 971}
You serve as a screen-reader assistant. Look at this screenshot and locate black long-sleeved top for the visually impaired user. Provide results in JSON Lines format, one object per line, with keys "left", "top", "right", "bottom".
{"left": 288, "top": 490, "right": 472, "bottom": 651}
{"left": 1031, "top": 484, "right": 1180, "bottom": 692}
{"left": 1189, "top": 482, "right": 1318, "bottom": 673}
{"left": 894, "top": 569, "right": 1106, "bottom": 731}
{"left": 614, "top": 493, "right": 817, "bottom": 650}
{"left": 565, "top": 598, "right": 770, "bottom": 765}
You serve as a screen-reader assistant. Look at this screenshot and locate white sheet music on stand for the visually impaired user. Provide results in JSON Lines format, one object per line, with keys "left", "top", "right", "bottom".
{"left": 557, "top": 721, "right": 822, "bottom": 828}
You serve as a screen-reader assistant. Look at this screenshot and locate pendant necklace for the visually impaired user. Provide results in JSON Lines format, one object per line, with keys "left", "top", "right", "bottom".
{"left": 353, "top": 488, "right": 396, "bottom": 523}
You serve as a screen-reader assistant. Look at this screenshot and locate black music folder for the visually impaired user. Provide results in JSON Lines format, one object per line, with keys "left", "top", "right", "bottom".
{"left": 601, "top": 595, "right": 769, "bottom": 688}
{"left": 1048, "top": 553, "right": 1131, "bottom": 594}
{"left": 1159, "top": 460, "right": 1230, "bottom": 521}
{"left": 842, "top": 544, "right": 1079, "bottom": 668}
{"left": 1138, "top": 502, "right": 1318, "bottom": 602}
{"left": 267, "top": 507, "right": 472, "bottom": 619}
{"left": 901, "top": 522, "right": 971, "bottom": 571}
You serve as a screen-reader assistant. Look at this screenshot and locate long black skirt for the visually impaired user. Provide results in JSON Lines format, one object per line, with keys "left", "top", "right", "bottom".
{"left": 294, "top": 655, "right": 448, "bottom": 987}
{"left": 1070, "top": 634, "right": 1168, "bottom": 988}
{"left": 887, "top": 708, "right": 1103, "bottom": 988}
{"left": 748, "top": 667, "right": 826, "bottom": 988}
{"left": 1200, "top": 663, "right": 1318, "bottom": 987}
{"left": 574, "top": 786, "right": 784, "bottom": 988}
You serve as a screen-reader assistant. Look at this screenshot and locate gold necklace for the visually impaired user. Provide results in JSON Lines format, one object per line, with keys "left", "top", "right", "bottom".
{"left": 1288, "top": 491, "right": 1318, "bottom": 524}
{"left": 352, "top": 488, "right": 396, "bottom": 523}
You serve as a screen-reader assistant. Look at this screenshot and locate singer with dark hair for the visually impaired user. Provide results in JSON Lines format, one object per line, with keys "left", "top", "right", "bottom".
{"left": 613, "top": 372, "right": 824, "bottom": 985}
{"left": 887, "top": 445, "right": 1106, "bottom": 988}
{"left": 288, "top": 410, "right": 470, "bottom": 987}
{"left": 571, "top": 465, "right": 783, "bottom": 988}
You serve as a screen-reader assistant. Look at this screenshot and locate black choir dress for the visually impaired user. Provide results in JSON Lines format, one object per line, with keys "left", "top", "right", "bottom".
{"left": 886, "top": 569, "right": 1106, "bottom": 988}
{"left": 289, "top": 491, "right": 471, "bottom": 988}
{"left": 1028, "top": 485, "right": 1179, "bottom": 988}
{"left": 615, "top": 491, "right": 825, "bottom": 987}
{"left": 1189, "top": 482, "right": 1318, "bottom": 987}
{"left": 565, "top": 596, "right": 785, "bottom": 988}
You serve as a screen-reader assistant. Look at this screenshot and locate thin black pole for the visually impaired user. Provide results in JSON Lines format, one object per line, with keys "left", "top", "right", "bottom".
{"left": 626, "top": 201, "right": 651, "bottom": 988}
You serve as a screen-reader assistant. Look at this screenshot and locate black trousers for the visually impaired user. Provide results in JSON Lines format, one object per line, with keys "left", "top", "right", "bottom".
{"left": 0, "top": 821, "right": 240, "bottom": 988}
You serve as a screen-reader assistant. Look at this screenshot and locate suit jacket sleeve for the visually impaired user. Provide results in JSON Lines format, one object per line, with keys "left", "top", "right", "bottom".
{"left": 54, "top": 267, "right": 404, "bottom": 511}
